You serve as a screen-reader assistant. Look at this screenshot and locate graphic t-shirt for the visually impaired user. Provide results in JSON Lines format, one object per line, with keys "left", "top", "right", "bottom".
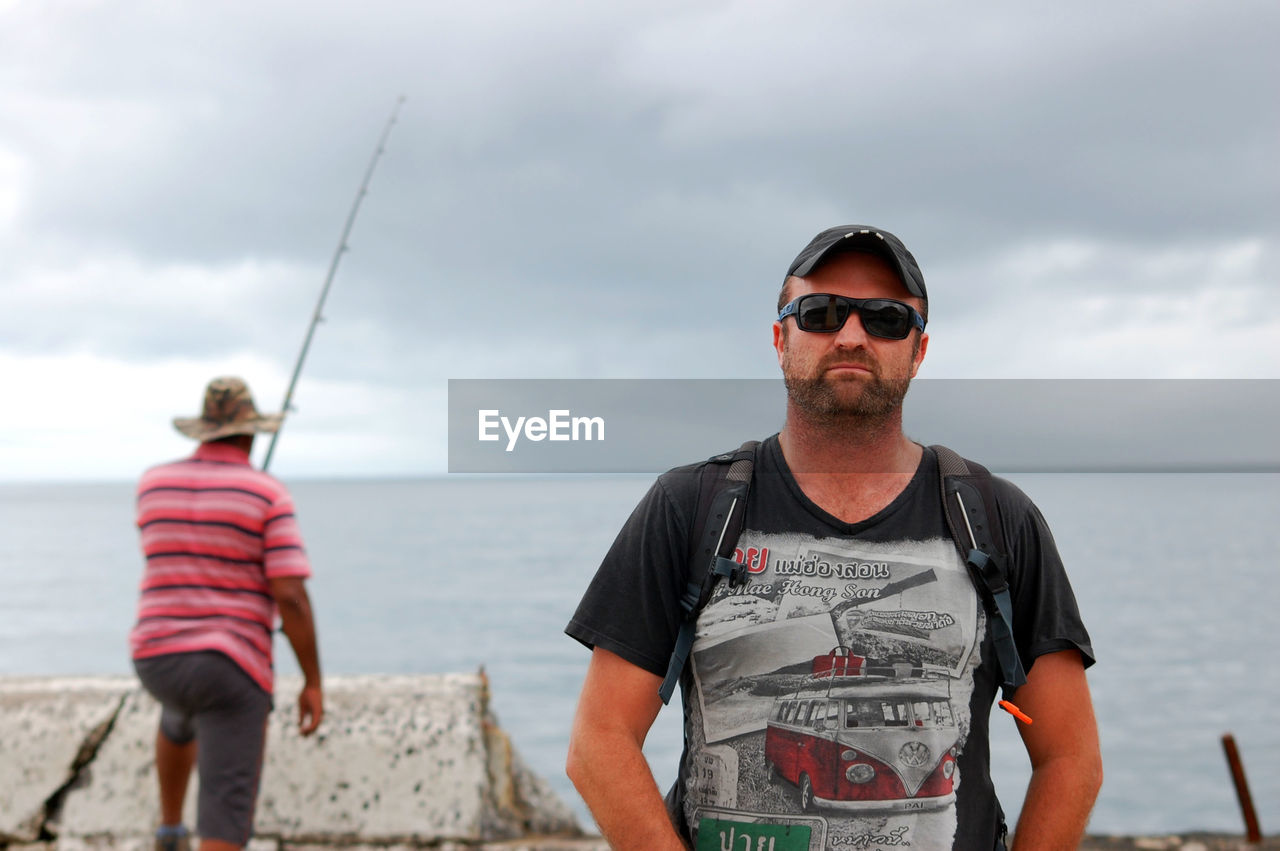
{"left": 567, "top": 437, "right": 1093, "bottom": 850}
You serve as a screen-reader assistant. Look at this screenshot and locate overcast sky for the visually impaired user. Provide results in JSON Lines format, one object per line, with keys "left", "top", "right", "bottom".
{"left": 2, "top": 1, "right": 1276, "bottom": 481}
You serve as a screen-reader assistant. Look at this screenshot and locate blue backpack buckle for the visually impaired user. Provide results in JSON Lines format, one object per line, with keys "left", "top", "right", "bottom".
{"left": 712, "top": 556, "right": 748, "bottom": 587}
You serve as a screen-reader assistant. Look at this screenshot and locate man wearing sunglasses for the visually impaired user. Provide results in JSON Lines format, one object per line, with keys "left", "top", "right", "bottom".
{"left": 566, "top": 225, "right": 1101, "bottom": 850}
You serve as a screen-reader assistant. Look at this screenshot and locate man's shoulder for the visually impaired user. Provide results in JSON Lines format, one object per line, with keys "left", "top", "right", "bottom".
{"left": 654, "top": 438, "right": 769, "bottom": 497}
{"left": 138, "top": 455, "right": 292, "bottom": 502}
{"left": 928, "top": 445, "right": 1037, "bottom": 511}
{"left": 137, "top": 455, "right": 195, "bottom": 488}
{"left": 650, "top": 458, "right": 708, "bottom": 516}
{"left": 631, "top": 440, "right": 765, "bottom": 539}
{"left": 655, "top": 456, "right": 712, "bottom": 488}
{"left": 973, "top": 466, "right": 1039, "bottom": 522}
{"left": 927, "top": 447, "right": 1051, "bottom": 564}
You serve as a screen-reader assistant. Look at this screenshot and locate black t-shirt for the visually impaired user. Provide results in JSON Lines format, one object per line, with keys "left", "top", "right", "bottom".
{"left": 567, "top": 436, "right": 1094, "bottom": 851}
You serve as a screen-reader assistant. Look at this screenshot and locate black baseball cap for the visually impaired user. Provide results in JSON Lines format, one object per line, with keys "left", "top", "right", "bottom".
{"left": 786, "top": 225, "right": 927, "bottom": 304}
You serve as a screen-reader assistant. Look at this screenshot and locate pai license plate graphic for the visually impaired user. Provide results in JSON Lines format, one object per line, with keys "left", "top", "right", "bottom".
{"left": 696, "top": 818, "right": 812, "bottom": 851}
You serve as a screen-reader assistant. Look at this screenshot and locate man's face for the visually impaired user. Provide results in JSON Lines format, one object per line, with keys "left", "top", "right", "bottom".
{"left": 773, "top": 251, "right": 929, "bottom": 421}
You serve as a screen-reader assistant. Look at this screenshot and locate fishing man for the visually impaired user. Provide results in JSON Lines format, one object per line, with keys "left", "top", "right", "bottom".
{"left": 130, "top": 376, "right": 323, "bottom": 851}
{"left": 565, "top": 226, "right": 1101, "bottom": 850}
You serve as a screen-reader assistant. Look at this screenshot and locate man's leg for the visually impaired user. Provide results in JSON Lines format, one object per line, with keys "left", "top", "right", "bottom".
{"left": 192, "top": 719, "right": 267, "bottom": 851}
{"left": 197, "top": 838, "right": 241, "bottom": 851}
{"left": 155, "top": 726, "right": 197, "bottom": 826}
{"left": 136, "top": 665, "right": 199, "bottom": 851}
{"left": 191, "top": 656, "right": 273, "bottom": 851}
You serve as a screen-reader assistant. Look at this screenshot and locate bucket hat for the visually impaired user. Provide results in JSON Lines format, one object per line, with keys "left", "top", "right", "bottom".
{"left": 173, "top": 376, "right": 283, "bottom": 441}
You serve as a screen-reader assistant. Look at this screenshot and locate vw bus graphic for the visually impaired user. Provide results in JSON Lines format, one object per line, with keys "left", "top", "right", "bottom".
{"left": 764, "top": 647, "right": 959, "bottom": 813}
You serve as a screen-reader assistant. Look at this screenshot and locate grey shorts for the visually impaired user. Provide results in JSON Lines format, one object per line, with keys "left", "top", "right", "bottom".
{"left": 133, "top": 651, "right": 273, "bottom": 845}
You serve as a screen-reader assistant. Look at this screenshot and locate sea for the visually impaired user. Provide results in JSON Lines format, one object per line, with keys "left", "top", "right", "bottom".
{"left": 1, "top": 472, "right": 1277, "bottom": 836}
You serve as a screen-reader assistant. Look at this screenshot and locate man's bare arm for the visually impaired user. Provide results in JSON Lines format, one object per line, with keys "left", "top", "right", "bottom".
{"left": 1010, "top": 649, "right": 1103, "bottom": 850}
{"left": 566, "top": 647, "right": 686, "bottom": 851}
{"left": 268, "top": 576, "right": 323, "bottom": 735}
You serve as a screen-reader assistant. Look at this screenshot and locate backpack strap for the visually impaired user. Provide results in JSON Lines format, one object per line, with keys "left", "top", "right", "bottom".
{"left": 933, "top": 445, "right": 1031, "bottom": 723}
{"left": 658, "top": 440, "right": 759, "bottom": 704}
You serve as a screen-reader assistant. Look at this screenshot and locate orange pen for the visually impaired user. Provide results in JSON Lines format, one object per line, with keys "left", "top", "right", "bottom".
{"left": 999, "top": 700, "right": 1033, "bottom": 725}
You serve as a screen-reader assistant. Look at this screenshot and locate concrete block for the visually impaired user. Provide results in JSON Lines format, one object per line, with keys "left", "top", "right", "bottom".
{"left": 252, "top": 673, "right": 503, "bottom": 839}
{"left": 53, "top": 838, "right": 151, "bottom": 851}
{"left": 254, "top": 674, "right": 579, "bottom": 839}
{"left": 49, "top": 673, "right": 580, "bottom": 842}
{"left": 50, "top": 684, "right": 190, "bottom": 837}
{"left": 482, "top": 710, "right": 580, "bottom": 838}
{"left": 48, "top": 838, "right": 277, "bottom": 851}
{"left": 0, "top": 677, "right": 132, "bottom": 842}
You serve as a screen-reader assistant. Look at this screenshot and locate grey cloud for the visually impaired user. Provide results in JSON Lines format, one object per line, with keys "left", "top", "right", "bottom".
{"left": 2, "top": 0, "right": 1277, "bottom": 384}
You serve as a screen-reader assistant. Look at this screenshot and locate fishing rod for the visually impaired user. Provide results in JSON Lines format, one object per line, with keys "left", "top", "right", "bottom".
{"left": 262, "top": 95, "right": 406, "bottom": 472}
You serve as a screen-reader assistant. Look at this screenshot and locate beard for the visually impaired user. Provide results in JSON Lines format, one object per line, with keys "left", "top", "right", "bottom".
{"left": 782, "top": 350, "right": 913, "bottom": 423}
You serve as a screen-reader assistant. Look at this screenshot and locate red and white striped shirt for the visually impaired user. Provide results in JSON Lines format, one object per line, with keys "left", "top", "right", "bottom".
{"left": 130, "top": 441, "right": 311, "bottom": 693}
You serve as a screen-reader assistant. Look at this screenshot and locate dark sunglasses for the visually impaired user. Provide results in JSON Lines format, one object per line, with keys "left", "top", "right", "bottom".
{"left": 777, "top": 294, "right": 926, "bottom": 340}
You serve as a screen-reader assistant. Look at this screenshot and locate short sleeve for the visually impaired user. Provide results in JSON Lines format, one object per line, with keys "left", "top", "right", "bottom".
{"left": 565, "top": 469, "right": 700, "bottom": 677}
{"left": 994, "top": 479, "right": 1095, "bottom": 669}
{"left": 262, "top": 491, "right": 312, "bottom": 579}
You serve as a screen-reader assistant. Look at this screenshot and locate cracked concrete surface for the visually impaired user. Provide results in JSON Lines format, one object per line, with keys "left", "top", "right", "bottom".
{"left": 0, "top": 678, "right": 133, "bottom": 842}
{"left": 1, "top": 674, "right": 580, "bottom": 845}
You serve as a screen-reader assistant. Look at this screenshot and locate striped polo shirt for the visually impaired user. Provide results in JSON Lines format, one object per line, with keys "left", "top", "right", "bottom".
{"left": 129, "top": 441, "right": 311, "bottom": 693}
